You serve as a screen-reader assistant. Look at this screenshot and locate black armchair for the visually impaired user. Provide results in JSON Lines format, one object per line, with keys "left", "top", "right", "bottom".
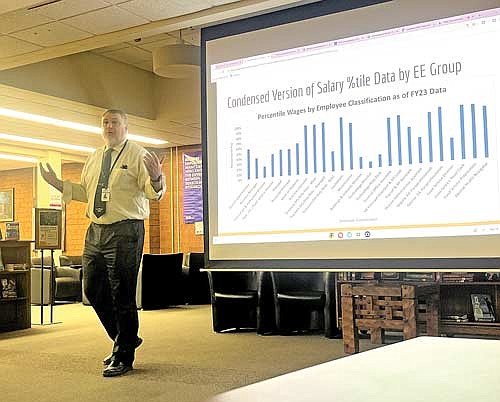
{"left": 183, "top": 252, "right": 210, "bottom": 304}
{"left": 141, "top": 253, "right": 184, "bottom": 310}
{"left": 208, "top": 271, "right": 266, "bottom": 333}
{"left": 270, "top": 272, "right": 330, "bottom": 336}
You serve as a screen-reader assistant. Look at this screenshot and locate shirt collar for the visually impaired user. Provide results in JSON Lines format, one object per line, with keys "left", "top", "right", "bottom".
{"left": 105, "top": 139, "right": 127, "bottom": 153}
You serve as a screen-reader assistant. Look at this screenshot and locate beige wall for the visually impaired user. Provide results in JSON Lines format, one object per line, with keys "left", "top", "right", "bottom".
{"left": 0, "top": 52, "right": 156, "bottom": 120}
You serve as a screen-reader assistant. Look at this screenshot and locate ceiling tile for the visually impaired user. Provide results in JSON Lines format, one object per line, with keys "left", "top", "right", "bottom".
{"left": 11, "top": 22, "right": 93, "bottom": 47}
{"left": 35, "top": 0, "right": 110, "bottom": 20}
{"left": 63, "top": 6, "right": 149, "bottom": 35}
{"left": 0, "top": 35, "right": 42, "bottom": 57}
{"left": 0, "top": 9, "right": 53, "bottom": 34}
{"left": 118, "top": 0, "right": 210, "bottom": 21}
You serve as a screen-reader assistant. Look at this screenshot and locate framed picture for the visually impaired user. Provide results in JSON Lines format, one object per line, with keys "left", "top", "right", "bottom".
{"left": 0, "top": 189, "right": 14, "bottom": 222}
{"left": 35, "top": 208, "right": 62, "bottom": 250}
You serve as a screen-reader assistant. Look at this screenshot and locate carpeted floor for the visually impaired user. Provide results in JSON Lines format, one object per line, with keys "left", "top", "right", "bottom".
{"left": 0, "top": 303, "right": 379, "bottom": 402}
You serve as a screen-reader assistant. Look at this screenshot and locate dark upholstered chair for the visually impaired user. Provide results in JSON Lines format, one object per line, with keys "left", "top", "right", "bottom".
{"left": 141, "top": 253, "right": 184, "bottom": 310}
{"left": 183, "top": 252, "right": 210, "bottom": 305}
{"left": 270, "top": 272, "right": 331, "bottom": 336}
{"left": 31, "top": 255, "right": 82, "bottom": 303}
{"left": 208, "top": 271, "right": 265, "bottom": 333}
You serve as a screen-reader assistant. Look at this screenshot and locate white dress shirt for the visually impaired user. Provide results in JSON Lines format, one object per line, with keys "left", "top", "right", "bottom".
{"left": 62, "top": 139, "right": 165, "bottom": 224}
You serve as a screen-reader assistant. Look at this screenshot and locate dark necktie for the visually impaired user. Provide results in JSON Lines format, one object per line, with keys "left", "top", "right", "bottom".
{"left": 93, "top": 148, "right": 113, "bottom": 218}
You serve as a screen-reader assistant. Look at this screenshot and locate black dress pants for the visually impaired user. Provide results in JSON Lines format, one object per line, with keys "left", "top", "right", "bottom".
{"left": 83, "top": 220, "right": 144, "bottom": 366}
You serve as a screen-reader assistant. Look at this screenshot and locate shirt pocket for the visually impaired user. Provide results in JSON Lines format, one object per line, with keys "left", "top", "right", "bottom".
{"left": 112, "top": 168, "right": 137, "bottom": 191}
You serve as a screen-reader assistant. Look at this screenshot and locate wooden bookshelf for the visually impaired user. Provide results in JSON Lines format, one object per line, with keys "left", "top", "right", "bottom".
{"left": 0, "top": 240, "right": 32, "bottom": 332}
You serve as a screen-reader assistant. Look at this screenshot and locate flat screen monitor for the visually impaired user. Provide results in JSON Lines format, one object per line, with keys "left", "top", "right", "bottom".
{"left": 202, "top": 0, "right": 500, "bottom": 270}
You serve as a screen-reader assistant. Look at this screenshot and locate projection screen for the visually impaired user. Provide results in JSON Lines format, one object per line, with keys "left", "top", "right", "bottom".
{"left": 201, "top": 0, "right": 500, "bottom": 270}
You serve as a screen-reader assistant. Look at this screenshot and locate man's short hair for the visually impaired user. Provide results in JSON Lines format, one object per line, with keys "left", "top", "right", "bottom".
{"left": 102, "top": 109, "right": 128, "bottom": 124}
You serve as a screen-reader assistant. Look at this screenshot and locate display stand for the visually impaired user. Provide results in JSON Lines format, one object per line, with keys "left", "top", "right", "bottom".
{"left": 33, "top": 208, "right": 63, "bottom": 326}
{"left": 35, "top": 249, "right": 61, "bottom": 325}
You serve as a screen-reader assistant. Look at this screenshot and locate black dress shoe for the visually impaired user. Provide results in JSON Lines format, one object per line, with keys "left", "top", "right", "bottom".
{"left": 103, "top": 337, "right": 143, "bottom": 365}
{"left": 102, "top": 359, "right": 133, "bottom": 377}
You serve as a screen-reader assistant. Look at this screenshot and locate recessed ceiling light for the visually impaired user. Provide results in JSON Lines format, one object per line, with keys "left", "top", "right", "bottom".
{"left": 0, "top": 132, "right": 95, "bottom": 153}
{"left": 0, "top": 107, "right": 168, "bottom": 145}
{"left": 0, "top": 153, "right": 38, "bottom": 163}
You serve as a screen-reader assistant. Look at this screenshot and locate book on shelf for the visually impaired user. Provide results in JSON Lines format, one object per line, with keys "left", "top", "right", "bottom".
{"left": 470, "top": 294, "right": 495, "bottom": 322}
{"left": 5, "top": 222, "right": 20, "bottom": 241}
{"left": 4, "top": 263, "right": 27, "bottom": 271}
{"left": 0, "top": 247, "right": 4, "bottom": 271}
{"left": 403, "top": 272, "right": 435, "bottom": 282}
{"left": 0, "top": 277, "right": 17, "bottom": 298}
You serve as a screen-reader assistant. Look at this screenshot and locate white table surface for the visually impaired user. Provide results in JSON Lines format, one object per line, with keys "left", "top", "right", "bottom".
{"left": 206, "top": 336, "right": 500, "bottom": 402}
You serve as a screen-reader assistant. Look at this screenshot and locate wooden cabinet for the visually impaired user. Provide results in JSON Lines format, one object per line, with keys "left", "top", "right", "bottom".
{"left": 0, "top": 240, "right": 32, "bottom": 332}
{"left": 335, "top": 274, "right": 500, "bottom": 339}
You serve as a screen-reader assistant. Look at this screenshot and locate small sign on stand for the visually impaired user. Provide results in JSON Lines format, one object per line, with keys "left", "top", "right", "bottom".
{"left": 33, "top": 208, "right": 63, "bottom": 326}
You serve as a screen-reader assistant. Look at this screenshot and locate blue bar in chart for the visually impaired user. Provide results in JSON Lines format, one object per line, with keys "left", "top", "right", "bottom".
{"left": 483, "top": 105, "right": 489, "bottom": 157}
{"left": 460, "top": 104, "right": 466, "bottom": 159}
{"left": 387, "top": 117, "right": 393, "bottom": 167}
{"left": 287, "top": 149, "right": 291, "bottom": 176}
{"left": 438, "top": 107, "right": 444, "bottom": 161}
{"left": 279, "top": 150, "right": 283, "bottom": 177}
{"left": 397, "top": 115, "right": 402, "bottom": 166}
{"left": 304, "top": 126, "right": 309, "bottom": 174}
{"left": 339, "top": 117, "right": 345, "bottom": 171}
{"left": 247, "top": 149, "right": 250, "bottom": 180}
{"left": 418, "top": 137, "right": 423, "bottom": 164}
{"left": 313, "top": 124, "right": 317, "bottom": 174}
{"left": 427, "top": 112, "right": 433, "bottom": 163}
{"left": 471, "top": 104, "right": 477, "bottom": 158}
{"left": 407, "top": 127, "right": 413, "bottom": 165}
{"left": 349, "top": 123, "right": 354, "bottom": 170}
{"left": 295, "top": 143, "right": 300, "bottom": 175}
{"left": 321, "top": 122, "right": 326, "bottom": 173}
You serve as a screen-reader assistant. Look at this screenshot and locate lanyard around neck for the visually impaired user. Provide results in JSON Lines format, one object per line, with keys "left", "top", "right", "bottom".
{"left": 105, "top": 140, "right": 128, "bottom": 178}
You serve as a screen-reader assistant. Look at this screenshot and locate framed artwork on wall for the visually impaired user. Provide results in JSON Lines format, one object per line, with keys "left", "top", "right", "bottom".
{"left": 0, "top": 189, "right": 14, "bottom": 222}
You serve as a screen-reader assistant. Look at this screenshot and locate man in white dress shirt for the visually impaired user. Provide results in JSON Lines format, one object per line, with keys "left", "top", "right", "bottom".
{"left": 40, "top": 109, "right": 165, "bottom": 377}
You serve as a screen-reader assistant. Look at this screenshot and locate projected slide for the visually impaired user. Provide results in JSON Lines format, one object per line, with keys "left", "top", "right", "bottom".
{"left": 210, "top": 8, "right": 500, "bottom": 245}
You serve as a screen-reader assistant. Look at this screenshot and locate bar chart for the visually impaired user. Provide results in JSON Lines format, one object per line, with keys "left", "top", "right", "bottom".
{"left": 242, "top": 103, "right": 489, "bottom": 181}
{"left": 218, "top": 90, "right": 499, "bottom": 237}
